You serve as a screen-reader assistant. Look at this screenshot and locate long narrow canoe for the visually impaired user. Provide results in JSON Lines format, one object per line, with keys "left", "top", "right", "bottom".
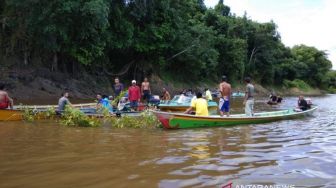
{"left": 0, "top": 109, "right": 23, "bottom": 121}
{"left": 0, "top": 107, "right": 143, "bottom": 121}
{"left": 153, "top": 107, "right": 317, "bottom": 129}
{"left": 14, "top": 103, "right": 96, "bottom": 110}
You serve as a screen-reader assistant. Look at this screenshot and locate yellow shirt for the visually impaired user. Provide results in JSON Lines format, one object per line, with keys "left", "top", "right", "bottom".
{"left": 205, "top": 90, "right": 212, "bottom": 101}
{"left": 191, "top": 98, "right": 209, "bottom": 116}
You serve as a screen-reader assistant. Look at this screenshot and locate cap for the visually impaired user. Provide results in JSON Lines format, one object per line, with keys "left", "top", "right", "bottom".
{"left": 132, "top": 80, "right": 136, "bottom": 84}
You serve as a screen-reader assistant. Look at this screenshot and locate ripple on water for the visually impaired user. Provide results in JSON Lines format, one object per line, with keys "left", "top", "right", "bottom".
{"left": 156, "top": 156, "right": 190, "bottom": 165}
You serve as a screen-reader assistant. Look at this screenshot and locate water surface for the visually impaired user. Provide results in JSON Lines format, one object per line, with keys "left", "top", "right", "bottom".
{"left": 1, "top": 95, "right": 336, "bottom": 187}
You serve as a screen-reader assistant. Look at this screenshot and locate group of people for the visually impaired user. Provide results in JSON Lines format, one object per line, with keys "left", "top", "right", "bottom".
{"left": 56, "top": 77, "right": 171, "bottom": 113}
{"left": 1, "top": 76, "right": 312, "bottom": 116}
{"left": 185, "top": 76, "right": 255, "bottom": 117}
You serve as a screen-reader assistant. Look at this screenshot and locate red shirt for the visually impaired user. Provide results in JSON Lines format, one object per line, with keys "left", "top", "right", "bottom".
{"left": 0, "top": 95, "right": 9, "bottom": 109}
{"left": 128, "top": 85, "right": 141, "bottom": 101}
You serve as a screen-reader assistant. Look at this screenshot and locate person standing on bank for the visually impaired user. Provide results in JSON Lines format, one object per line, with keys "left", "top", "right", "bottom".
{"left": 219, "top": 75, "right": 231, "bottom": 117}
{"left": 243, "top": 77, "right": 255, "bottom": 116}
{"left": 0, "top": 84, "right": 14, "bottom": 109}
{"left": 141, "top": 77, "right": 151, "bottom": 104}
{"left": 128, "top": 80, "right": 141, "bottom": 111}
{"left": 113, "top": 77, "right": 124, "bottom": 97}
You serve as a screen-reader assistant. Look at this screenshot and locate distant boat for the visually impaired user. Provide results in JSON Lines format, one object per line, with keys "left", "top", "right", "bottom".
{"left": 153, "top": 107, "right": 317, "bottom": 129}
{"left": 231, "top": 92, "right": 245, "bottom": 97}
{"left": 158, "top": 95, "right": 218, "bottom": 114}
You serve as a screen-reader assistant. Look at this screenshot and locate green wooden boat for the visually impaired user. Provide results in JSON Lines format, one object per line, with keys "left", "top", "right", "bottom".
{"left": 153, "top": 107, "right": 317, "bottom": 129}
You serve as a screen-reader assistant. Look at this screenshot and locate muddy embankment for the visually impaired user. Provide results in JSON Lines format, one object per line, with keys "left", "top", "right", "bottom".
{"left": 1, "top": 69, "right": 325, "bottom": 105}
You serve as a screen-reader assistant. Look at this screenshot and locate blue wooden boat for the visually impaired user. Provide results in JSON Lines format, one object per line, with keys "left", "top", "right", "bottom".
{"left": 158, "top": 95, "right": 218, "bottom": 115}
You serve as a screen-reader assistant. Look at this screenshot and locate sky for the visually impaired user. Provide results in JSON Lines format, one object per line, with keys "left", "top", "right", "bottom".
{"left": 204, "top": 0, "right": 336, "bottom": 69}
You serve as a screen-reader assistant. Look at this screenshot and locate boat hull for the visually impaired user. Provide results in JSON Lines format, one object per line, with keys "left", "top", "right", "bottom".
{"left": 0, "top": 109, "right": 23, "bottom": 121}
{"left": 154, "top": 107, "right": 317, "bottom": 129}
{"left": 15, "top": 103, "right": 97, "bottom": 110}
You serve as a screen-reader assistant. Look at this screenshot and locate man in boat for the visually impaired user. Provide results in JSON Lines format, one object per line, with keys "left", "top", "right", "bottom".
{"left": 0, "top": 84, "right": 13, "bottom": 109}
{"left": 184, "top": 92, "right": 208, "bottom": 116}
{"left": 113, "top": 77, "right": 124, "bottom": 97}
{"left": 57, "top": 92, "right": 73, "bottom": 113}
{"left": 298, "top": 95, "right": 309, "bottom": 111}
{"left": 204, "top": 88, "right": 212, "bottom": 101}
{"left": 128, "top": 80, "right": 141, "bottom": 111}
{"left": 96, "top": 94, "right": 113, "bottom": 112}
{"left": 219, "top": 75, "right": 231, "bottom": 117}
{"left": 161, "top": 88, "right": 171, "bottom": 102}
{"left": 267, "top": 92, "right": 278, "bottom": 105}
{"left": 244, "top": 77, "right": 255, "bottom": 116}
{"left": 141, "top": 77, "right": 151, "bottom": 105}
{"left": 277, "top": 95, "right": 283, "bottom": 103}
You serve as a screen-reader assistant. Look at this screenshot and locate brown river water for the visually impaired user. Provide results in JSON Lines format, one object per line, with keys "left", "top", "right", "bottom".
{"left": 1, "top": 95, "right": 336, "bottom": 188}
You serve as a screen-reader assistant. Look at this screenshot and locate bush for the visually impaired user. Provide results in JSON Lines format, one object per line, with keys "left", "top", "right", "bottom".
{"left": 60, "top": 106, "right": 101, "bottom": 127}
{"left": 110, "top": 111, "right": 160, "bottom": 128}
{"left": 283, "top": 79, "right": 312, "bottom": 91}
{"left": 328, "top": 87, "right": 336, "bottom": 94}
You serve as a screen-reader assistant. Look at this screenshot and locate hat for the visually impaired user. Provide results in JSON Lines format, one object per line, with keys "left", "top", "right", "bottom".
{"left": 132, "top": 80, "right": 136, "bottom": 84}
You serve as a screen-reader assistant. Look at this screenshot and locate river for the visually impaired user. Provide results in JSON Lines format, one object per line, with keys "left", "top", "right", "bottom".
{"left": 0, "top": 95, "right": 336, "bottom": 188}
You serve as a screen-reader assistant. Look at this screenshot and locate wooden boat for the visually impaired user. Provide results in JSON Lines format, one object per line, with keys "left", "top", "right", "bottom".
{"left": 0, "top": 107, "right": 144, "bottom": 122}
{"left": 14, "top": 103, "right": 97, "bottom": 110}
{"left": 0, "top": 109, "right": 23, "bottom": 121}
{"left": 153, "top": 107, "right": 317, "bottom": 129}
{"left": 159, "top": 95, "right": 218, "bottom": 114}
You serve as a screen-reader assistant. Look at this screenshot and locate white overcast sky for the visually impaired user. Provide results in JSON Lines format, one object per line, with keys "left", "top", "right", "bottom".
{"left": 204, "top": 0, "right": 336, "bottom": 69}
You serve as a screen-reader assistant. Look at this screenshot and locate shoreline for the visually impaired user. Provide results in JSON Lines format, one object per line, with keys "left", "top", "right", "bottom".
{"left": 2, "top": 70, "right": 326, "bottom": 103}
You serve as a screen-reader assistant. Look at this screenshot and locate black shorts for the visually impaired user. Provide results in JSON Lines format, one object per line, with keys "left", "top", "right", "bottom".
{"left": 143, "top": 90, "right": 151, "bottom": 101}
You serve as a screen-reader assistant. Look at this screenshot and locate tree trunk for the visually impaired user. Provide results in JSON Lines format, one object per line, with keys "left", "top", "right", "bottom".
{"left": 23, "top": 51, "right": 28, "bottom": 65}
{"left": 51, "top": 52, "right": 58, "bottom": 72}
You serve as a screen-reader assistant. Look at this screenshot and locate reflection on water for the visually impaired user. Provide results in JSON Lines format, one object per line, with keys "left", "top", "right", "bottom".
{"left": 1, "top": 95, "right": 336, "bottom": 187}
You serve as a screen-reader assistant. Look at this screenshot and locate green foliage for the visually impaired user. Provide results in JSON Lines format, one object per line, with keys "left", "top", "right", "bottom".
{"left": 111, "top": 90, "right": 127, "bottom": 106}
{"left": 22, "top": 107, "right": 36, "bottom": 122}
{"left": 283, "top": 79, "right": 312, "bottom": 91}
{"left": 41, "top": 107, "right": 57, "bottom": 120}
{"left": 110, "top": 111, "right": 160, "bottom": 129}
{"left": 0, "top": 0, "right": 333, "bottom": 88}
{"left": 60, "top": 106, "right": 101, "bottom": 127}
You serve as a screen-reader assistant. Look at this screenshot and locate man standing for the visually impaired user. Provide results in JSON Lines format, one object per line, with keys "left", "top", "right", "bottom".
{"left": 184, "top": 92, "right": 208, "bottom": 116}
{"left": 141, "top": 77, "right": 151, "bottom": 104}
{"left": 113, "top": 77, "right": 124, "bottom": 97}
{"left": 243, "top": 77, "right": 255, "bottom": 116}
{"left": 128, "top": 80, "right": 141, "bottom": 111}
{"left": 0, "top": 84, "right": 13, "bottom": 109}
{"left": 219, "top": 75, "right": 231, "bottom": 117}
{"left": 57, "top": 92, "right": 72, "bottom": 113}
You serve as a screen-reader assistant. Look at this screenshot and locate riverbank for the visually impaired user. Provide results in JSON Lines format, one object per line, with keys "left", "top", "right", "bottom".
{"left": 1, "top": 69, "right": 325, "bottom": 104}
